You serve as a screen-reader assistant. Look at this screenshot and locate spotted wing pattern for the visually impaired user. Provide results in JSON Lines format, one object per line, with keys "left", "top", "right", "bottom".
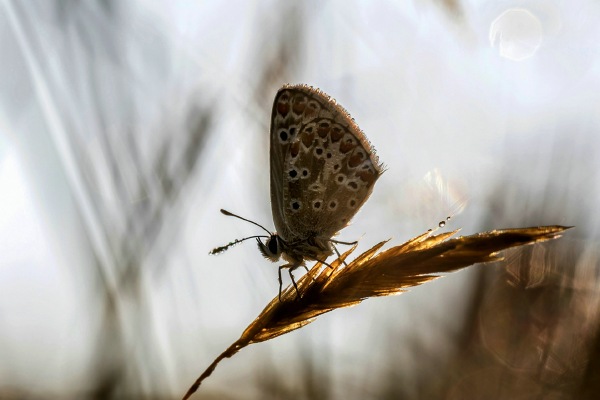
{"left": 270, "top": 84, "right": 382, "bottom": 243}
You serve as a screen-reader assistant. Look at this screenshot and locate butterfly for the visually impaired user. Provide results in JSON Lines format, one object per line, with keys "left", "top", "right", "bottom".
{"left": 213, "top": 84, "right": 383, "bottom": 300}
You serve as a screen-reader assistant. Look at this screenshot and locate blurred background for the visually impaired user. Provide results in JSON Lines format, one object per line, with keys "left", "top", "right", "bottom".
{"left": 1, "top": 1, "right": 599, "bottom": 399}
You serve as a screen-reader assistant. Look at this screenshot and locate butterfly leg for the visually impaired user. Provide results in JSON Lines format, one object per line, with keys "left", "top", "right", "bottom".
{"left": 329, "top": 239, "right": 357, "bottom": 267}
{"left": 278, "top": 265, "right": 285, "bottom": 301}
{"left": 300, "top": 265, "right": 320, "bottom": 285}
{"left": 289, "top": 267, "right": 301, "bottom": 300}
{"left": 318, "top": 259, "right": 335, "bottom": 270}
{"left": 331, "top": 243, "right": 350, "bottom": 267}
{"left": 278, "top": 263, "right": 313, "bottom": 301}
{"left": 330, "top": 239, "right": 358, "bottom": 246}
{"left": 278, "top": 264, "right": 302, "bottom": 301}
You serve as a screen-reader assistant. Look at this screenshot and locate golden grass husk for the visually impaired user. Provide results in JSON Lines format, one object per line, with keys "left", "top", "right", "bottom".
{"left": 182, "top": 225, "right": 570, "bottom": 399}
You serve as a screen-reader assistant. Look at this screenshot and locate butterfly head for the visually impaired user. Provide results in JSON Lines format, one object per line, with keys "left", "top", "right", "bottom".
{"left": 257, "top": 234, "right": 283, "bottom": 262}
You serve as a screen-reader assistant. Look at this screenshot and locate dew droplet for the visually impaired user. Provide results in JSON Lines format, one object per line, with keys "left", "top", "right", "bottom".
{"left": 439, "top": 221, "right": 446, "bottom": 228}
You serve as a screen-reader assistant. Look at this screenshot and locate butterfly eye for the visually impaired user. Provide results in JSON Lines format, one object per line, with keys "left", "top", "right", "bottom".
{"left": 267, "top": 236, "right": 278, "bottom": 254}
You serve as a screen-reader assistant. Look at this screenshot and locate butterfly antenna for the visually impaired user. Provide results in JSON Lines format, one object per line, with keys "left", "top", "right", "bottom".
{"left": 211, "top": 209, "right": 273, "bottom": 255}
{"left": 210, "top": 235, "right": 269, "bottom": 255}
{"left": 220, "top": 209, "right": 272, "bottom": 235}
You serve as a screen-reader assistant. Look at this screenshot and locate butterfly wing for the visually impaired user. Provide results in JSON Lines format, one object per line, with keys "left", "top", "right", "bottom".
{"left": 270, "top": 84, "right": 382, "bottom": 243}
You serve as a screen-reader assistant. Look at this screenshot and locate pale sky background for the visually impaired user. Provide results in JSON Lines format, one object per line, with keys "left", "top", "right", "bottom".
{"left": 1, "top": 1, "right": 599, "bottom": 398}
